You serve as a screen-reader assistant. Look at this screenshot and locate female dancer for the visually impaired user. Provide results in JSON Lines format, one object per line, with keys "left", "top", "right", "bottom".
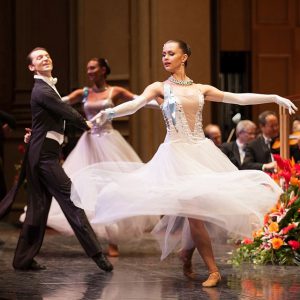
{"left": 21, "top": 57, "right": 159, "bottom": 257}
{"left": 70, "top": 40, "right": 296, "bottom": 287}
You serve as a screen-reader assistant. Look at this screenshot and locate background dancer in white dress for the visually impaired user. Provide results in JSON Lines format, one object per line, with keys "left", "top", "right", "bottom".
{"left": 70, "top": 40, "right": 296, "bottom": 287}
{"left": 21, "top": 57, "right": 158, "bottom": 257}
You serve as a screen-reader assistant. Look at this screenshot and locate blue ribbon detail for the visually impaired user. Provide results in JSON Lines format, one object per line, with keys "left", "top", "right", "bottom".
{"left": 164, "top": 84, "right": 176, "bottom": 128}
{"left": 82, "top": 86, "right": 89, "bottom": 103}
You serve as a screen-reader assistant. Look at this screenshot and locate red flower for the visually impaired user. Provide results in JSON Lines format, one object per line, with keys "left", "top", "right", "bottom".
{"left": 243, "top": 238, "right": 253, "bottom": 245}
{"left": 18, "top": 144, "right": 26, "bottom": 154}
{"left": 278, "top": 170, "right": 292, "bottom": 186}
{"left": 288, "top": 240, "right": 300, "bottom": 250}
{"left": 288, "top": 195, "right": 298, "bottom": 207}
{"left": 294, "top": 164, "right": 300, "bottom": 175}
{"left": 273, "top": 154, "right": 291, "bottom": 172}
{"left": 264, "top": 214, "right": 269, "bottom": 225}
{"left": 282, "top": 224, "right": 296, "bottom": 234}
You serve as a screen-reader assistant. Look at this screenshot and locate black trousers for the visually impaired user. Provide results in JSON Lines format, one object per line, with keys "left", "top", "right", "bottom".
{"left": 13, "top": 138, "right": 102, "bottom": 269}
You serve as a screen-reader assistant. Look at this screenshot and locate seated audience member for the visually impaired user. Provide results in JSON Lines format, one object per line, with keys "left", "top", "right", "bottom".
{"left": 242, "top": 110, "right": 300, "bottom": 171}
{"left": 220, "top": 120, "right": 256, "bottom": 169}
{"left": 204, "top": 124, "right": 222, "bottom": 147}
{"left": 292, "top": 116, "right": 300, "bottom": 132}
{"left": 242, "top": 111, "right": 278, "bottom": 171}
{"left": 290, "top": 116, "right": 300, "bottom": 163}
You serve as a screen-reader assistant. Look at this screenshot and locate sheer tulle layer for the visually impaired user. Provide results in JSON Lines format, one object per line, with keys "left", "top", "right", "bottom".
{"left": 44, "top": 130, "right": 158, "bottom": 242}
{"left": 71, "top": 138, "right": 282, "bottom": 257}
{"left": 62, "top": 130, "right": 141, "bottom": 175}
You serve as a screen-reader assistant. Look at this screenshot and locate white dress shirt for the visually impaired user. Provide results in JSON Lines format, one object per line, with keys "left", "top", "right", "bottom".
{"left": 263, "top": 134, "right": 274, "bottom": 162}
{"left": 236, "top": 139, "right": 245, "bottom": 163}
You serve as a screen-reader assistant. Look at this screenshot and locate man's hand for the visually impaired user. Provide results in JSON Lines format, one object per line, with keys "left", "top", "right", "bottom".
{"left": 262, "top": 161, "right": 277, "bottom": 172}
{"left": 24, "top": 128, "right": 32, "bottom": 144}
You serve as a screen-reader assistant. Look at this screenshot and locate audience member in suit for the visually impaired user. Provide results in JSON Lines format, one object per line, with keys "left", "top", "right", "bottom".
{"left": 242, "top": 111, "right": 280, "bottom": 171}
{"left": 290, "top": 116, "right": 300, "bottom": 163}
{"left": 220, "top": 120, "right": 256, "bottom": 169}
{"left": 289, "top": 116, "right": 300, "bottom": 162}
{"left": 204, "top": 124, "right": 222, "bottom": 147}
{"left": 0, "top": 110, "right": 16, "bottom": 200}
{"left": 292, "top": 116, "right": 300, "bottom": 132}
{"left": 243, "top": 111, "right": 300, "bottom": 170}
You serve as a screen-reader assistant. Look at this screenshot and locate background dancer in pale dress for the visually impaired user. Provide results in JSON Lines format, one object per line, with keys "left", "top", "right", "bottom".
{"left": 22, "top": 57, "right": 159, "bottom": 257}
{"left": 70, "top": 40, "right": 296, "bottom": 287}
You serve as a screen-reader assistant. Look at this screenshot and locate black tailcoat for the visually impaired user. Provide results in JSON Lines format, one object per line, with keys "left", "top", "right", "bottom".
{"left": 0, "top": 79, "right": 101, "bottom": 269}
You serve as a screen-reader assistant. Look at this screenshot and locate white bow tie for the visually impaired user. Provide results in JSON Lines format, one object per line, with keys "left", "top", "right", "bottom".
{"left": 265, "top": 138, "right": 272, "bottom": 144}
{"left": 50, "top": 77, "right": 58, "bottom": 85}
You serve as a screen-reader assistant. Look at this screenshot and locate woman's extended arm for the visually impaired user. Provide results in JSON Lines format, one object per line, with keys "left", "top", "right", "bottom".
{"left": 61, "top": 89, "right": 84, "bottom": 105}
{"left": 201, "top": 84, "right": 297, "bottom": 114}
{"left": 90, "top": 82, "right": 162, "bottom": 124}
{"left": 111, "top": 86, "right": 160, "bottom": 109}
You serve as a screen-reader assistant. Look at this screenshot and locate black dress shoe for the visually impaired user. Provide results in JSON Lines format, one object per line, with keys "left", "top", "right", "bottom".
{"left": 29, "top": 260, "right": 46, "bottom": 270}
{"left": 92, "top": 252, "right": 113, "bottom": 272}
{"left": 15, "top": 259, "right": 46, "bottom": 271}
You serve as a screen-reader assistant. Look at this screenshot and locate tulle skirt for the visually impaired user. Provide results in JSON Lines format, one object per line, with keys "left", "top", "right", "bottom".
{"left": 61, "top": 129, "right": 141, "bottom": 175}
{"left": 21, "top": 129, "right": 159, "bottom": 243}
{"left": 71, "top": 138, "right": 282, "bottom": 259}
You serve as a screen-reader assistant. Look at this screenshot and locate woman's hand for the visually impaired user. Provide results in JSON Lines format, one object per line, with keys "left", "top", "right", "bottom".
{"left": 94, "top": 111, "right": 109, "bottom": 126}
{"left": 274, "top": 96, "right": 298, "bottom": 115}
{"left": 91, "top": 109, "right": 114, "bottom": 126}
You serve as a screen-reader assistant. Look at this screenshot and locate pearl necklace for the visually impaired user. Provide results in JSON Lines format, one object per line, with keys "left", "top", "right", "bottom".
{"left": 168, "top": 76, "right": 193, "bottom": 86}
{"left": 93, "top": 86, "right": 108, "bottom": 93}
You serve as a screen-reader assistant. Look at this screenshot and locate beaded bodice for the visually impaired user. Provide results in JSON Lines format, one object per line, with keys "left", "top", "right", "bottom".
{"left": 161, "top": 83, "right": 205, "bottom": 143}
{"left": 83, "top": 87, "right": 114, "bottom": 135}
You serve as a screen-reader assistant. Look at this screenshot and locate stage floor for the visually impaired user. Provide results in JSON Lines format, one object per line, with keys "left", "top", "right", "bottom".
{"left": 1, "top": 221, "right": 300, "bottom": 300}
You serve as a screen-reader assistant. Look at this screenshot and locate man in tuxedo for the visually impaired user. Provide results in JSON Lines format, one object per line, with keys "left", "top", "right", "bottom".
{"left": 0, "top": 47, "right": 113, "bottom": 272}
{"left": 220, "top": 120, "right": 256, "bottom": 169}
{"left": 242, "top": 111, "right": 279, "bottom": 171}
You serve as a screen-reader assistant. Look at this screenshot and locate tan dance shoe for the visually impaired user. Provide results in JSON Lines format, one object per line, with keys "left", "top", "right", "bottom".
{"left": 202, "top": 271, "right": 221, "bottom": 287}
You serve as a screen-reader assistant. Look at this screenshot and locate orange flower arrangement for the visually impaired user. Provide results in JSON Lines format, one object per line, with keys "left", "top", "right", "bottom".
{"left": 271, "top": 237, "right": 284, "bottom": 250}
{"left": 232, "top": 155, "right": 300, "bottom": 265}
{"left": 268, "top": 222, "right": 279, "bottom": 233}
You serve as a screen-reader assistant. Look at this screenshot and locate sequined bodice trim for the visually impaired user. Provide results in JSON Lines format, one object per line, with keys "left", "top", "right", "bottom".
{"left": 161, "top": 83, "right": 205, "bottom": 143}
{"left": 83, "top": 87, "right": 114, "bottom": 135}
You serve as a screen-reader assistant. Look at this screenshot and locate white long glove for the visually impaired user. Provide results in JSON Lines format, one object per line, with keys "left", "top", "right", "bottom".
{"left": 223, "top": 92, "right": 297, "bottom": 115}
{"left": 90, "top": 95, "right": 148, "bottom": 125}
{"left": 61, "top": 96, "right": 70, "bottom": 103}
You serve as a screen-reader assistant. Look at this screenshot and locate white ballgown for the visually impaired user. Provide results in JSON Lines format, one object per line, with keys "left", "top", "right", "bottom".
{"left": 21, "top": 87, "right": 159, "bottom": 243}
{"left": 71, "top": 83, "right": 282, "bottom": 258}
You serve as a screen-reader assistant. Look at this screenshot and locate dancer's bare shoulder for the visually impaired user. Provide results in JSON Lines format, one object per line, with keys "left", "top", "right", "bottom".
{"left": 143, "top": 81, "right": 164, "bottom": 99}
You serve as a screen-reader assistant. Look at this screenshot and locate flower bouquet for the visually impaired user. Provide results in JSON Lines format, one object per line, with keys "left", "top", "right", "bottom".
{"left": 231, "top": 154, "right": 300, "bottom": 265}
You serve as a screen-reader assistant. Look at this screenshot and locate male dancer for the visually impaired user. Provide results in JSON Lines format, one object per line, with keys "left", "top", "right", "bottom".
{"left": 0, "top": 47, "right": 113, "bottom": 272}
